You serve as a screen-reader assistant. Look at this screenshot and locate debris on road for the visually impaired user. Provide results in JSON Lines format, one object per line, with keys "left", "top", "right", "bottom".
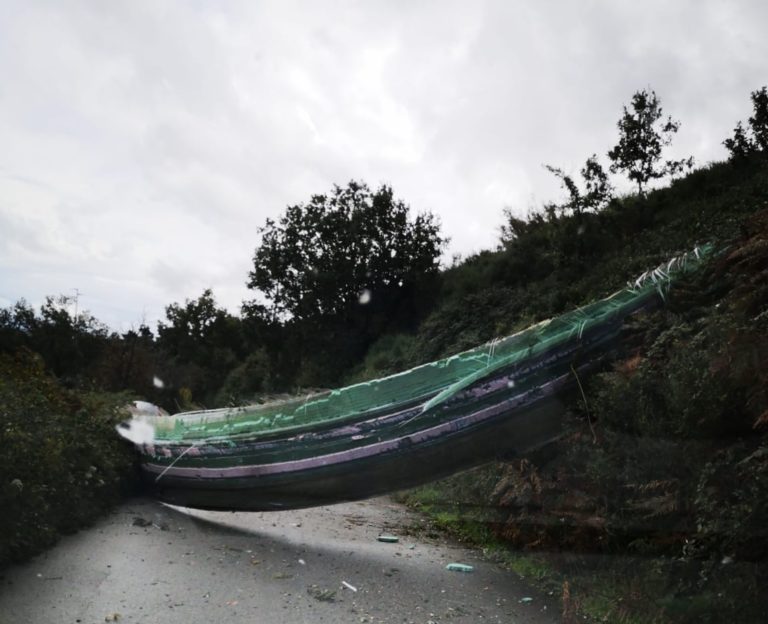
{"left": 377, "top": 535, "right": 399, "bottom": 543}
{"left": 446, "top": 563, "right": 474, "bottom": 573}
{"left": 132, "top": 517, "right": 152, "bottom": 527}
{"left": 519, "top": 597, "right": 534, "bottom": 603}
{"left": 307, "top": 586, "right": 337, "bottom": 602}
{"left": 5, "top": 499, "right": 555, "bottom": 623}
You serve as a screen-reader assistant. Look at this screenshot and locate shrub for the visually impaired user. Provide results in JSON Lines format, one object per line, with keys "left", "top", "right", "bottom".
{"left": 0, "top": 350, "right": 137, "bottom": 566}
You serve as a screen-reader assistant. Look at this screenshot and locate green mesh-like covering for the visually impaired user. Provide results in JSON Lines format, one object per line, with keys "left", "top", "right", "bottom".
{"left": 147, "top": 245, "right": 712, "bottom": 444}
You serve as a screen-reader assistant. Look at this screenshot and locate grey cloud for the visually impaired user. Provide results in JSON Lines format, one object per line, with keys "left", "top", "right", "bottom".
{"left": 1, "top": 0, "right": 766, "bottom": 328}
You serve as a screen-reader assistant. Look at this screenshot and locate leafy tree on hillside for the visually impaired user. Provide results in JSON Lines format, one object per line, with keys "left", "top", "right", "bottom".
{"left": 91, "top": 324, "right": 158, "bottom": 398}
{"left": 248, "top": 181, "right": 445, "bottom": 323}
{"left": 608, "top": 89, "right": 693, "bottom": 196}
{"left": 158, "top": 290, "right": 236, "bottom": 358}
{"left": 157, "top": 289, "right": 244, "bottom": 405}
{"left": 0, "top": 300, "right": 38, "bottom": 352}
{"left": 545, "top": 154, "right": 613, "bottom": 215}
{"left": 0, "top": 296, "right": 109, "bottom": 384}
{"left": 724, "top": 86, "right": 768, "bottom": 158}
{"left": 246, "top": 181, "right": 446, "bottom": 385}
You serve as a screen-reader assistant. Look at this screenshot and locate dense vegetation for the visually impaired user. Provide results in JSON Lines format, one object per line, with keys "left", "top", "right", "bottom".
{"left": 0, "top": 350, "right": 136, "bottom": 564}
{"left": 411, "top": 207, "right": 768, "bottom": 623}
{"left": 1, "top": 86, "right": 766, "bottom": 621}
{"left": 392, "top": 92, "right": 768, "bottom": 621}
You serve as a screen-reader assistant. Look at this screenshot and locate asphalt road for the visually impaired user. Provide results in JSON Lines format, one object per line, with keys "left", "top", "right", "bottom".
{"left": 0, "top": 497, "right": 558, "bottom": 624}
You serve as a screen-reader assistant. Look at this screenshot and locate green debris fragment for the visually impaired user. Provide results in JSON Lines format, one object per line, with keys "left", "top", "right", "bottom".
{"left": 377, "top": 535, "right": 399, "bottom": 543}
{"left": 446, "top": 563, "right": 474, "bottom": 573}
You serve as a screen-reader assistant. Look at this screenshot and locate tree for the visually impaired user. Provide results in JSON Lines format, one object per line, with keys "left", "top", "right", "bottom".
{"left": 247, "top": 181, "right": 445, "bottom": 323}
{"left": 608, "top": 89, "right": 693, "bottom": 196}
{"left": 752, "top": 86, "right": 768, "bottom": 151}
{"left": 0, "top": 300, "right": 38, "bottom": 352}
{"left": 545, "top": 154, "right": 613, "bottom": 216}
{"left": 157, "top": 289, "right": 244, "bottom": 405}
{"left": 90, "top": 324, "right": 157, "bottom": 397}
{"left": 246, "top": 181, "right": 446, "bottom": 386}
{"left": 158, "top": 289, "right": 233, "bottom": 358}
{"left": 724, "top": 86, "right": 768, "bottom": 158}
{"left": 0, "top": 295, "right": 110, "bottom": 385}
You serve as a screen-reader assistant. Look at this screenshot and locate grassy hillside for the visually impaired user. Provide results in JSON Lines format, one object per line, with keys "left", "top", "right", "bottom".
{"left": 389, "top": 156, "right": 768, "bottom": 623}
{"left": 350, "top": 156, "right": 768, "bottom": 381}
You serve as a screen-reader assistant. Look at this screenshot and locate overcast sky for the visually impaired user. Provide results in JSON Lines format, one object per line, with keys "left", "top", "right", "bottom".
{"left": 1, "top": 0, "right": 766, "bottom": 330}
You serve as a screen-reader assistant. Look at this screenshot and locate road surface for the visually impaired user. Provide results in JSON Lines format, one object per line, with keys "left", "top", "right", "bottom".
{"left": 0, "top": 497, "right": 558, "bottom": 623}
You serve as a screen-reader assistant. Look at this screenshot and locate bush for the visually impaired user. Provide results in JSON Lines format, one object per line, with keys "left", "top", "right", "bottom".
{"left": 404, "top": 207, "right": 768, "bottom": 622}
{"left": 0, "top": 350, "right": 138, "bottom": 566}
{"left": 214, "top": 348, "right": 272, "bottom": 405}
